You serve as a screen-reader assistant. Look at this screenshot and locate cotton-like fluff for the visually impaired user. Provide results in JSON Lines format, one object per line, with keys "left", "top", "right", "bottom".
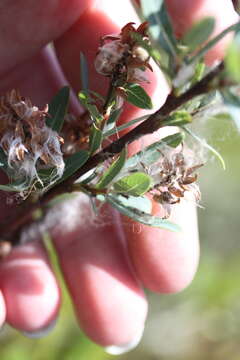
{"left": 0, "top": 89, "right": 64, "bottom": 188}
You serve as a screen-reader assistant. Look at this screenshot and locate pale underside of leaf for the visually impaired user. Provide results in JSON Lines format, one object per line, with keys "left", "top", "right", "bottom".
{"left": 107, "top": 194, "right": 181, "bottom": 232}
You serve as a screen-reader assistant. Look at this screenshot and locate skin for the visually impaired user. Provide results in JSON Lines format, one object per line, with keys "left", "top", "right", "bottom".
{"left": 0, "top": 0, "right": 237, "bottom": 347}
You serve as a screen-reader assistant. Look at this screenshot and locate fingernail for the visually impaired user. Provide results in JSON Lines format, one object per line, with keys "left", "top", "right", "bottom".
{"left": 104, "top": 325, "right": 144, "bottom": 355}
{"left": 21, "top": 318, "right": 57, "bottom": 339}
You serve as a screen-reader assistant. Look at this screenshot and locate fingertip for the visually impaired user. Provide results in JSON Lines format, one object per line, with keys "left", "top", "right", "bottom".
{"left": 124, "top": 200, "right": 199, "bottom": 294}
{"left": 0, "top": 241, "right": 60, "bottom": 333}
{"left": 52, "top": 195, "right": 148, "bottom": 347}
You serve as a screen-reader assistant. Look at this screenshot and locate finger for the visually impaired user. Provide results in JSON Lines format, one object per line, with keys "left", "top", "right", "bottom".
{"left": 52, "top": 4, "right": 149, "bottom": 348}
{"left": 0, "top": 0, "right": 95, "bottom": 76}
{"left": 165, "top": 0, "right": 238, "bottom": 64}
{"left": 51, "top": 196, "right": 147, "bottom": 349}
{"left": 0, "top": 46, "right": 82, "bottom": 112}
{"left": 53, "top": 0, "right": 198, "bottom": 296}
{"left": 0, "top": 241, "right": 60, "bottom": 333}
{"left": 52, "top": 1, "right": 159, "bottom": 346}
{"left": 0, "top": 0, "right": 146, "bottom": 344}
{"left": 123, "top": 199, "right": 199, "bottom": 293}
{"left": 0, "top": 46, "right": 79, "bottom": 333}
{"left": 123, "top": 0, "right": 237, "bottom": 293}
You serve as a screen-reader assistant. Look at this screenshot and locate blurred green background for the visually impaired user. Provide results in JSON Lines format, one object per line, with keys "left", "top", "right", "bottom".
{"left": 0, "top": 117, "right": 240, "bottom": 360}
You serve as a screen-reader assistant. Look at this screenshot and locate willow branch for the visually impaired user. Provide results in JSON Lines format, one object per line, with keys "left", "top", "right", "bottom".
{"left": 0, "top": 62, "right": 224, "bottom": 241}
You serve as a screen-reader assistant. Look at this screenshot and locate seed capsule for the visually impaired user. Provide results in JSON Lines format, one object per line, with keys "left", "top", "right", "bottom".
{"left": 94, "top": 41, "right": 129, "bottom": 75}
{"left": 131, "top": 45, "right": 150, "bottom": 64}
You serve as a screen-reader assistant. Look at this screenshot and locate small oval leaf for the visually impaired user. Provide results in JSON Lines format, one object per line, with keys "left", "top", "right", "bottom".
{"left": 96, "top": 148, "right": 126, "bottom": 189}
{"left": 58, "top": 150, "right": 89, "bottom": 184}
{"left": 107, "top": 194, "right": 180, "bottom": 232}
{"left": 47, "top": 86, "right": 70, "bottom": 132}
{"left": 89, "top": 124, "right": 103, "bottom": 154}
{"left": 125, "top": 132, "right": 185, "bottom": 168}
{"left": 182, "top": 17, "right": 215, "bottom": 51}
{"left": 114, "top": 172, "right": 152, "bottom": 196}
{"left": 80, "top": 52, "right": 89, "bottom": 90}
{"left": 0, "top": 184, "right": 21, "bottom": 192}
{"left": 187, "top": 21, "right": 240, "bottom": 64}
{"left": 124, "top": 83, "right": 153, "bottom": 109}
{"left": 162, "top": 110, "right": 192, "bottom": 126}
{"left": 78, "top": 91, "right": 103, "bottom": 123}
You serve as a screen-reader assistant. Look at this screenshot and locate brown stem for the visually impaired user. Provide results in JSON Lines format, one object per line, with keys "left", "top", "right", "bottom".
{"left": 0, "top": 62, "right": 224, "bottom": 242}
{"left": 59, "top": 61, "right": 224, "bottom": 184}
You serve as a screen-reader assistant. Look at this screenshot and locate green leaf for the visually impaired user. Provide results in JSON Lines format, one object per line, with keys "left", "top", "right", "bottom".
{"left": 113, "top": 194, "right": 152, "bottom": 214}
{"left": 140, "top": 0, "right": 163, "bottom": 39}
{"left": 192, "top": 62, "right": 206, "bottom": 84}
{"left": 187, "top": 21, "right": 240, "bottom": 64}
{"left": 0, "top": 177, "right": 32, "bottom": 192}
{"left": 78, "top": 91, "right": 103, "bottom": 124}
{"left": 221, "top": 88, "right": 240, "bottom": 131}
{"left": 58, "top": 150, "right": 89, "bottom": 183}
{"left": 89, "top": 124, "right": 103, "bottom": 154}
{"left": 80, "top": 52, "right": 89, "bottom": 91}
{"left": 125, "top": 132, "right": 185, "bottom": 168}
{"left": 96, "top": 148, "right": 126, "bottom": 189}
{"left": 0, "top": 184, "right": 20, "bottom": 192}
{"left": 37, "top": 167, "right": 55, "bottom": 180}
{"left": 97, "top": 193, "right": 152, "bottom": 215}
{"left": 106, "top": 108, "right": 122, "bottom": 126}
{"left": 98, "top": 193, "right": 152, "bottom": 214}
{"left": 80, "top": 169, "right": 98, "bottom": 185}
{"left": 141, "top": 0, "right": 177, "bottom": 59}
{"left": 162, "top": 132, "right": 185, "bottom": 147}
{"left": 182, "top": 17, "right": 215, "bottom": 52}
{"left": 124, "top": 83, "right": 153, "bottom": 109}
{"left": 103, "top": 108, "right": 122, "bottom": 134}
{"left": 113, "top": 172, "right": 153, "bottom": 196}
{"left": 184, "top": 127, "right": 226, "bottom": 170}
{"left": 103, "top": 114, "right": 148, "bottom": 138}
{"left": 141, "top": 0, "right": 163, "bottom": 18}
{"left": 162, "top": 110, "right": 192, "bottom": 126}
{"left": 225, "top": 32, "right": 240, "bottom": 82}
{"left": 36, "top": 167, "right": 59, "bottom": 187}
{"left": 47, "top": 86, "right": 70, "bottom": 132}
{"left": 107, "top": 194, "right": 180, "bottom": 232}
{"left": 157, "top": 3, "right": 178, "bottom": 57}
{"left": 140, "top": 1, "right": 178, "bottom": 77}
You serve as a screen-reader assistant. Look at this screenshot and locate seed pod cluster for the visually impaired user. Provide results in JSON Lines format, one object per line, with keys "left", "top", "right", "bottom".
{"left": 0, "top": 90, "right": 64, "bottom": 186}
{"left": 151, "top": 149, "right": 202, "bottom": 218}
{"left": 95, "top": 22, "right": 152, "bottom": 83}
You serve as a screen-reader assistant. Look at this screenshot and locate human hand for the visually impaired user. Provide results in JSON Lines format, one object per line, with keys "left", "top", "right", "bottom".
{"left": 0, "top": 0, "right": 237, "bottom": 352}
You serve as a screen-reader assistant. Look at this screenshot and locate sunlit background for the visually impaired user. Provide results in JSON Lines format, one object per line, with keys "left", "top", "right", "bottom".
{"left": 0, "top": 118, "right": 240, "bottom": 360}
